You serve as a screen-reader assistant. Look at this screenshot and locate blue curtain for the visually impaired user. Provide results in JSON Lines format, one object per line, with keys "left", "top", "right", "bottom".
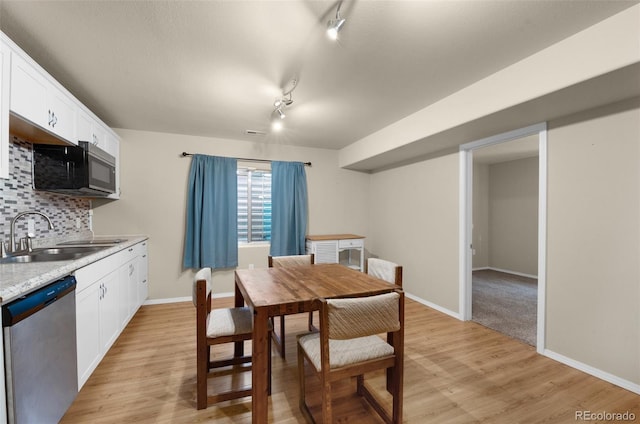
{"left": 183, "top": 155, "right": 238, "bottom": 269}
{"left": 270, "top": 161, "right": 308, "bottom": 256}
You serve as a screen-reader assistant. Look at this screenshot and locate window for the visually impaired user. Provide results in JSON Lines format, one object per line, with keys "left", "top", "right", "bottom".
{"left": 237, "top": 167, "right": 271, "bottom": 243}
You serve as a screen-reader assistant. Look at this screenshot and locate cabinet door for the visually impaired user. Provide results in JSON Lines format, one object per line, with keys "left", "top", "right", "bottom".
{"left": 76, "top": 108, "right": 93, "bottom": 144}
{"left": 103, "top": 130, "right": 118, "bottom": 158}
{"left": 309, "top": 240, "right": 339, "bottom": 264}
{"left": 47, "top": 87, "right": 76, "bottom": 143}
{"left": 76, "top": 282, "right": 101, "bottom": 389}
{"left": 0, "top": 40, "right": 9, "bottom": 179}
{"left": 99, "top": 271, "right": 120, "bottom": 353}
{"left": 10, "top": 53, "right": 48, "bottom": 129}
{"left": 90, "top": 122, "right": 106, "bottom": 150}
{"left": 118, "top": 257, "right": 137, "bottom": 328}
{"left": 137, "top": 243, "right": 149, "bottom": 307}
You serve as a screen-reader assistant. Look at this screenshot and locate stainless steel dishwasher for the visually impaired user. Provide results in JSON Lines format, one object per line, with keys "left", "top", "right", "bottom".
{"left": 3, "top": 275, "right": 78, "bottom": 424}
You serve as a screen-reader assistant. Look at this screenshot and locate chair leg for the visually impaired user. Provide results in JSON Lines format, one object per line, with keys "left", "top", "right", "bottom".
{"left": 196, "top": 341, "right": 208, "bottom": 409}
{"left": 308, "top": 311, "right": 317, "bottom": 332}
{"left": 298, "top": 342, "right": 314, "bottom": 423}
{"left": 280, "top": 316, "right": 286, "bottom": 358}
{"left": 270, "top": 316, "right": 286, "bottom": 359}
{"left": 320, "top": 372, "right": 332, "bottom": 424}
{"left": 386, "top": 333, "right": 394, "bottom": 393}
{"left": 268, "top": 329, "right": 272, "bottom": 396}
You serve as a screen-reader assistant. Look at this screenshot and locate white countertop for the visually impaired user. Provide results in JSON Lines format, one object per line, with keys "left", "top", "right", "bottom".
{"left": 0, "top": 235, "right": 148, "bottom": 304}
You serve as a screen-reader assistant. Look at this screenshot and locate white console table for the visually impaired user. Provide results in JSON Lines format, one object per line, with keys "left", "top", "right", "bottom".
{"left": 306, "top": 234, "right": 365, "bottom": 272}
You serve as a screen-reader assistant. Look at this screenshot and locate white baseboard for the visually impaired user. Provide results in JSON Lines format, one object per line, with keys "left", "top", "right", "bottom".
{"left": 477, "top": 267, "right": 538, "bottom": 279}
{"left": 406, "top": 293, "right": 462, "bottom": 320}
{"left": 143, "top": 296, "right": 190, "bottom": 305}
{"left": 143, "top": 292, "right": 234, "bottom": 306}
{"left": 472, "top": 266, "right": 490, "bottom": 272}
{"left": 543, "top": 349, "right": 640, "bottom": 395}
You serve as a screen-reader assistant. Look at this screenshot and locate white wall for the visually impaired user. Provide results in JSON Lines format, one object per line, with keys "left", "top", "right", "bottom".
{"left": 91, "top": 129, "right": 370, "bottom": 299}
{"left": 368, "top": 152, "right": 460, "bottom": 314}
{"left": 488, "top": 157, "right": 538, "bottom": 276}
{"left": 367, "top": 98, "right": 639, "bottom": 388}
{"left": 472, "top": 163, "right": 489, "bottom": 268}
{"left": 546, "top": 99, "right": 639, "bottom": 386}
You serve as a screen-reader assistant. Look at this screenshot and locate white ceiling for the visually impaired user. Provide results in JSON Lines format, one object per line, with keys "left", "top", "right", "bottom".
{"left": 0, "top": 0, "right": 636, "bottom": 151}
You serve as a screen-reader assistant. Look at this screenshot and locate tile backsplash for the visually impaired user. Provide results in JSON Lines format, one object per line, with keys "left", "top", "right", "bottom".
{"left": 0, "top": 137, "right": 92, "bottom": 248}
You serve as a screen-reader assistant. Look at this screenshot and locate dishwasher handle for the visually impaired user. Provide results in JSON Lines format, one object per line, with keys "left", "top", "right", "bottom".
{"left": 2, "top": 275, "right": 76, "bottom": 326}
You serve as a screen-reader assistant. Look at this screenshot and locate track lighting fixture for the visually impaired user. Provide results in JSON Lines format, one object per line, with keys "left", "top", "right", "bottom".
{"left": 270, "top": 78, "right": 298, "bottom": 132}
{"left": 327, "top": 1, "right": 346, "bottom": 41}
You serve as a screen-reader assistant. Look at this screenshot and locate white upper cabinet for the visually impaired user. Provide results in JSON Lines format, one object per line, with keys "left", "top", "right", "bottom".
{"left": 2, "top": 29, "right": 122, "bottom": 196}
{"left": 46, "top": 82, "right": 76, "bottom": 142}
{"left": 77, "top": 108, "right": 106, "bottom": 149}
{"left": 10, "top": 52, "right": 76, "bottom": 144}
{"left": 9, "top": 53, "right": 47, "bottom": 128}
{"left": 0, "top": 39, "right": 10, "bottom": 179}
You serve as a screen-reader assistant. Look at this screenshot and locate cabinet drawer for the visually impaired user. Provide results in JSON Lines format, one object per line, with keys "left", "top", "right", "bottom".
{"left": 338, "top": 239, "right": 363, "bottom": 249}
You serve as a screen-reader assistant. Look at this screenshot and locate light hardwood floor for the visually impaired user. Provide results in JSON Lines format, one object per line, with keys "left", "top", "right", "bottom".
{"left": 62, "top": 298, "right": 640, "bottom": 423}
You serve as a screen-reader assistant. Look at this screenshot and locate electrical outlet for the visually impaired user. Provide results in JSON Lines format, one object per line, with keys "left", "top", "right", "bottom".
{"left": 76, "top": 218, "right": 82, "bottom": 229}
{"left": 27, "top": 219, "right": 35, "bottom": 236}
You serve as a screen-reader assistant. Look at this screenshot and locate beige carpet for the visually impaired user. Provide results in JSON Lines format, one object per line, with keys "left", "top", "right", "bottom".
{"left": 472, "top": 269, "right": 537, "bottom": 346}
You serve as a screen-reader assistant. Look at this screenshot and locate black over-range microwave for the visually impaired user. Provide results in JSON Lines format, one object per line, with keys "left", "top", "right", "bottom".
{"left": 32, "top": 141, "right": 116, "bottom": 197}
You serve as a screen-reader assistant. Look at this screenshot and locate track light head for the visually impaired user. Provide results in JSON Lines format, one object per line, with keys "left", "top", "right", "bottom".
{"left": 327, "top": 17, "right": 345, "bottom": 40}
{"left": 327, "top": 1, "right": 346, "bottom": 41}
{"left": 276, "top": 108, "right": 285, "bottom": 119}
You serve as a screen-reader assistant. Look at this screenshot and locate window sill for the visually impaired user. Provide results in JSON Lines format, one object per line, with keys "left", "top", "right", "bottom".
{"left": 239, "top": 242, "right": 271, "bottom": 248}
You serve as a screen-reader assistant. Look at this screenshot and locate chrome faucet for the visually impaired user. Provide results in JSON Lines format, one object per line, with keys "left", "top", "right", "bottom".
{"left": 9, "top": 210, "right": 55, "bottom": 253}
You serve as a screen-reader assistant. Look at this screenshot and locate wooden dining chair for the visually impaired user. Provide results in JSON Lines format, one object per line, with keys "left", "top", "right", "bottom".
{"left": 367, "top": 257, "right": 403, "bottom": 287}
{"left": 268, "top": 254, "right": 315, "bottom": 358}
{"left": 193, "top": 267, "right": 271, "bottom": 409}
{"left": 297, "top": 289, "right": 405, "bottom": 424}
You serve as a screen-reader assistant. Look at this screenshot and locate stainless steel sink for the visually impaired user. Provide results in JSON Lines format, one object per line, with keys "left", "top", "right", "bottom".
{"left": 0, "top": 246, "right": 108, "bottom": 264}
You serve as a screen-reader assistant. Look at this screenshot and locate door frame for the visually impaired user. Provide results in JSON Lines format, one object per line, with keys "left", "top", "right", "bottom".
{"left": 458, "top": 122, "right": 547, "bottom": 353}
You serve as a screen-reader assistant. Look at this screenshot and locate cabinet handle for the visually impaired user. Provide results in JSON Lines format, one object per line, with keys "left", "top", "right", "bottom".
{"left": 48, "top": 110, "right": 58, "bottom": 128}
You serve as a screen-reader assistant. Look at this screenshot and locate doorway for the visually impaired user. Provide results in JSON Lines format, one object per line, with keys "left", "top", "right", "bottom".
{"left": 459, "top": 123, "right": 547, "bottom": 353}
{"left": 471, "top": 137, "right": 539, "bottom": 346}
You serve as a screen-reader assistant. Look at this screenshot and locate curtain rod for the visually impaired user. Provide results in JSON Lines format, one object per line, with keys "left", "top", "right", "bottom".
{"left": 181, "top": 152, "right": 311, "bottom": 167}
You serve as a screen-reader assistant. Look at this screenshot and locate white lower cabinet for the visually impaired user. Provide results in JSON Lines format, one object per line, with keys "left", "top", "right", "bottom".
{"left": 75, "top": 240, "right": 149, "bottom": 389}
{"left": 75, "top": 278, "right": 101, "bottom": 388}
{"left": 99, "top": 271, "right": 120, "bottom": 353}
{"left": 119, "top": 253, "right": 138, "bottom": 328}
{"left": 306, "top": 235, "right": 365, "bottom": 272}
{"left": 136, "top": 241, "right": 148, "bottom": 305}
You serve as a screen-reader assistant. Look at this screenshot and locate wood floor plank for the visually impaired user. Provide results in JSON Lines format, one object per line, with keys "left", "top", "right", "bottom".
{"left": 61, "top": 298, "right": 640, "bottom": 423}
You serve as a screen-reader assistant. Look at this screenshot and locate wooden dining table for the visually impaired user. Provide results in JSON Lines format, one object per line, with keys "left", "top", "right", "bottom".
{"left": 234, "top": 263, "right": 399, "bottom": 424}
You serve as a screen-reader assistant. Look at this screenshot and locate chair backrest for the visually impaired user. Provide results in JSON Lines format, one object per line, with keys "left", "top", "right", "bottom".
{"left": 367, "top": 258, "right": 403, "bottom": 287}
{"left": 324, "top": 291, "right": 402, "bottom": 339}
{"left": 268, "top": 254, "right": 315, "bottom": 268}
{"left": 192, "top": 267, "right": 212, "bottom": 308}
